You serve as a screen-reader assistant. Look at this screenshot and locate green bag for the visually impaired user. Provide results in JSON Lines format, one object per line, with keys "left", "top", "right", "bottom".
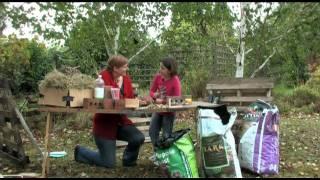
{"left": 155, "top": 129, "right": 199, "bottom": 178}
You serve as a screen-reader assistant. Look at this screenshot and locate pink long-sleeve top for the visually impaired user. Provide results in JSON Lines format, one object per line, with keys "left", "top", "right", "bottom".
{"left": 150, "top": 73, "right": 181, "bottom": 115}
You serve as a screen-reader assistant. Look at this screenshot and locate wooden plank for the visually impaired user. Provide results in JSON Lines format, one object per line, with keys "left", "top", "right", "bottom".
{"left": 41, "top": 112, "right": 52, "bottom": 178}
{"left": 206, "top": 82, "right": 274, "bottom": 90}
{"left": 207, "top": 78, "right": 274, "bottom": 84}
{"left": 220, "top": 96, "right": 273, "bottom": 102}
{"left": 116, "top": 136, "right": 151, "bottom": 147}
{"left": 37, "top": 101, "right": 220, "bottom": 114}
{"left": 136, "top": 125, "right": 150, "bottom": 132}
{"left": 267, "top": 89, "right": 272, "bottom": 97}
{"left": 130, "top": 117, "right": 150, "bottom": 124}
{"left": 237, "top": 90, "right": 242, "bottom": 106}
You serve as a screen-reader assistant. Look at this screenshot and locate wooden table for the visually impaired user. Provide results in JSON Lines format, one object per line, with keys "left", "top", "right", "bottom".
{"left": 38, "top": 101, "right": 218, "bottom": 177}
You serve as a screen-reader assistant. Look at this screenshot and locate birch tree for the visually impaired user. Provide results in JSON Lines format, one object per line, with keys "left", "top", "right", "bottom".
{"left": 235, "top": 2, "right": 249, "bottom": 78}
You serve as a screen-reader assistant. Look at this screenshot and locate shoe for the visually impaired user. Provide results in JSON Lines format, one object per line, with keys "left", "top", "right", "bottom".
{"left": 149, "top": 154, "right": 160, "bottom": 166}
{"left": 74, "top": 144, "right": 80, "bottom": 162}
{"left": 153, "top": 160, "right": 160, "bottom": 166}
{"left": 148, "top": 154, "right": 156, "bottom": 161}
{"left": 123, "top": 161, "right": 137, "bottom": 167}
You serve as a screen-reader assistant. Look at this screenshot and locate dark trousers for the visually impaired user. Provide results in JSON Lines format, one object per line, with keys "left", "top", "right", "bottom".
{"left": 149, "top": 112, "right": 175, "bottom": 148}
{"left": 75, "top": 125, "right": 145, "bottom": 168}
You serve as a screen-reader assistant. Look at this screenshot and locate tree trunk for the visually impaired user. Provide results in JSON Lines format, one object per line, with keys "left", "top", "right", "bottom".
{"left": 235, "top": 2, "right": 249, "bottom": 78}
{"left": 114, "top": 26, "right": 120, "bottom": 55}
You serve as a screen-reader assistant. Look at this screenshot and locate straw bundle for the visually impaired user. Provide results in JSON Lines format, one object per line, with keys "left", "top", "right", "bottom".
{"left": 38, "top": 68, "right": 95, "bottom": 91}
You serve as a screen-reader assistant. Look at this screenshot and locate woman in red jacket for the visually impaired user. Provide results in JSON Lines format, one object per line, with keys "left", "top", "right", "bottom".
{"left": 74, "top": 55, "right": 145, "bottom": 168}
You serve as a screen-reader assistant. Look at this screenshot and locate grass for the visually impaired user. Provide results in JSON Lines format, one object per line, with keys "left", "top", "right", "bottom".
{"left": 1, "top": 109, "right": 320, "bottom": 178}
{"left": 272, "top": 84, "right": 295, "bottom": 97}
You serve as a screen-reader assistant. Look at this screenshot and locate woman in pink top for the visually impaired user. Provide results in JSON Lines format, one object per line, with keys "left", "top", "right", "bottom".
{"left": 149, "top": 57, "right": 181, "bottom": 153}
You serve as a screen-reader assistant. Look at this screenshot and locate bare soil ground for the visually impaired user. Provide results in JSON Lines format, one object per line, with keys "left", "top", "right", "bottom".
{"left": 1, "top": 110, "right": 319, "bottom": 178}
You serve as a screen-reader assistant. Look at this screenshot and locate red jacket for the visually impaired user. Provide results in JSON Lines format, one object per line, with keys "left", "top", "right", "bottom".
{"left": 150, "top": 73, "right": 181, "bottom": 115}
{"left": 93, "top": 70, "right": 134, "bottom": 140}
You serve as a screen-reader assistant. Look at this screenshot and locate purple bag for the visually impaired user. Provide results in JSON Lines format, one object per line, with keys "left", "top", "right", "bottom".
{"left": 238, "top": 106, "right": 280, "bottom": 175}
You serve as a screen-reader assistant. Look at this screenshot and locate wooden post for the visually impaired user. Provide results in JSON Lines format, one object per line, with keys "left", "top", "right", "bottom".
{"left": 267, "top": 89, "right": 272, "bottom": 97}
{"left": 41, "top": 112, "right": 52, "bottom": 178}
{"left": 237, "top": 90, "right": 242, "bottom": 106}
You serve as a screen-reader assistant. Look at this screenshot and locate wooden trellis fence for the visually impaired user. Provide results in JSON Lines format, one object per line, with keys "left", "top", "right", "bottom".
{"left": 0, "top": 78, "right": 30, "bottom": 165}
{"left": 129, "top": 43, "right": 236, "bottom": 86}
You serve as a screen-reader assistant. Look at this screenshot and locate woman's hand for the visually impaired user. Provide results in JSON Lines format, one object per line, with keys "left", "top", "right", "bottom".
{"left": 139, "top": 100, "right": 148, "bottom": 106}
{"left": 154, "top": 91, "right": 160, "bottom": 98}
{"left": 155, "top": 98, "right": 166, "bottom": 104}
{"left": 138, "top": 95, "right": 153, "bottom": 106}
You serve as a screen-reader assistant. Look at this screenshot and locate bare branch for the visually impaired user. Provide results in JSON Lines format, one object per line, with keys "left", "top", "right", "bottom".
{"left": 128, "top": 34, "right": 161, "bottom": 63}
{"left": 114, "top": 25, "right": 120, "bottom": 55}
{"left": 101, "top": 14, "right": 111, "bottom": 39}
{"left": 15, "top": 107, "right": 44, "bottom": 159}
{"left": 246, "top": 28, "right": 293, "bottom": 57}
{"left": 220, "top": 14, "right": 235, "bottom": 54}
{"left": 221, "top": 27, "right": 235, "bottom": 54}
{"left": 265, "top": 28, "right": 294, "bottom": 44}
{"left": 102, "top": 33, "right": 111, "bottom": 57}
{"left": 245, "top": 48, "right": 253, "bottom": 55}
{"left": 250, "top": 48, "right": 276, "bottom": 78}
{"left": 101, "top": 14, "right": 112, "bottom": 56}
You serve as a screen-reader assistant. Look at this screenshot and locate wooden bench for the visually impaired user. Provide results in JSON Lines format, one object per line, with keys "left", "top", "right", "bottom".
{"left": 116, "top": 83, "right": 154, "bottom": 147}
{"left": 206, "top": 78, "right": 274, "bottom": 112}
{"left": 116, "top": 117, "right": 152, "bottom": 147}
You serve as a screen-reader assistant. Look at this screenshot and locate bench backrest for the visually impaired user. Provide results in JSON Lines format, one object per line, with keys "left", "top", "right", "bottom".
{"left": 206, "top": 78, "right": 274, "bottom": 111}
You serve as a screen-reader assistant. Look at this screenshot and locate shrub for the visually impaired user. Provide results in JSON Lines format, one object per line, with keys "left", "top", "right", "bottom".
{"left": 182, "top": 66, "right": 210, "bottom": 98}
{"left": 290, "top": 86, "right": 320, "bottom": 107}
{"left": 305, "top": 66, "right": 320, "bottom": 91}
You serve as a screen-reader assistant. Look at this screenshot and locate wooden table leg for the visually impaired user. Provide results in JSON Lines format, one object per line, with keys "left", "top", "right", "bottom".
{"left": 41, "top": 112, "right": 52, "bottom": 178}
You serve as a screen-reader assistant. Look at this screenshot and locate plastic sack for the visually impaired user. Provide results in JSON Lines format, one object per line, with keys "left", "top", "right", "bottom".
{"left": 155, "top": 128, "right": 199, "bottom": 178}
{"left": 197, "top": 105, "right": 242, "bottom": 178}
{"left": 243, "top": 99, "right": 272, "bottom": 122}
{"left": 238, "top": 101, "right": 280, "bottom": 175}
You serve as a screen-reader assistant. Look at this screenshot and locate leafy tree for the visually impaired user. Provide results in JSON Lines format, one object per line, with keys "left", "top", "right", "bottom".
{"left": 162, "top": 2, "right": 236, "bottom": 48}
{"left": 161, "top": 2, "right": 237, "bottom": 96}
{"left": 0, "top": 35, "right": 53, "bottom": 94}
{"left": 243, "top": 2, "right": 320, "bottom": 86}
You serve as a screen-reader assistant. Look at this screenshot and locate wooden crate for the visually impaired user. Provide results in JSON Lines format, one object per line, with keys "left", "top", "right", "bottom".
{"left": 124, "top": 99, "right": 139, "bottom": 109}
{"left": 38, "top": 88, "right": 93, "bottom": 107}
{"left": 206, "top": 78, "right": 274, "bottom": 112}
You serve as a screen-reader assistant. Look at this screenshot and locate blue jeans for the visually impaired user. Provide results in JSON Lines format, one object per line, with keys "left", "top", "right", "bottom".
{"left": 149, "top": 113, "right": 175, "bottom": 148}
{"left": 75, "top": 125, "right": 145, "bottom": 168}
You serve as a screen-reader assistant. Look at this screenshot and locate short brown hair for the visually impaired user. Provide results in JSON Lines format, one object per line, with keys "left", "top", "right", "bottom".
{"left": 106, "top": 55, "right": 128, "bottom": 72}
{"left": 161, "top": 57, "right": 178, "bottom": 77}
